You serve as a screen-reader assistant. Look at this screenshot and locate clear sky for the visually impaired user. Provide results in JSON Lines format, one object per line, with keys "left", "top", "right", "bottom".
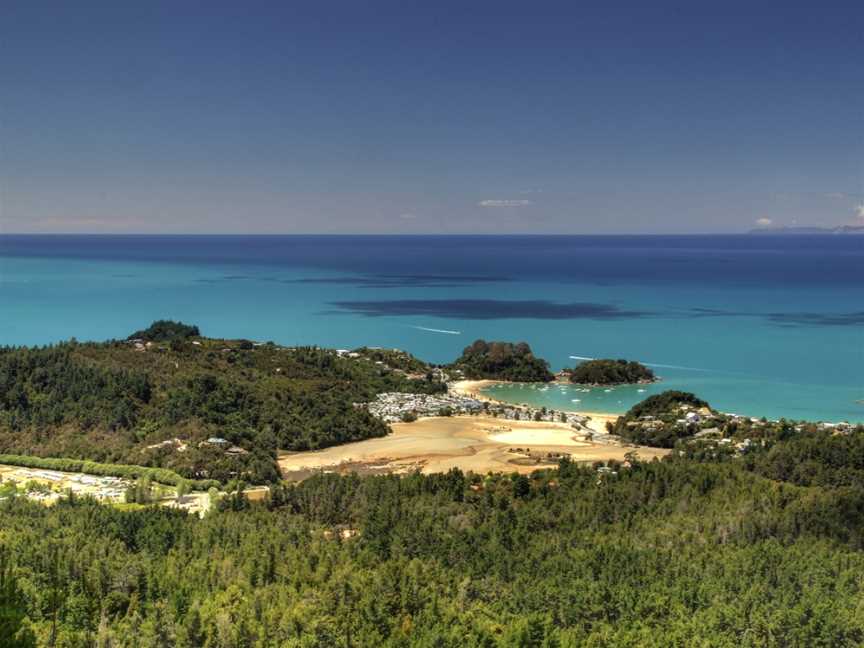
{"left": 2, "top": 1, "right": 862, "bottom": 234}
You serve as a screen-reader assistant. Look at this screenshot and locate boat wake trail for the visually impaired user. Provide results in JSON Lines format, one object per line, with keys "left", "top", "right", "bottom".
{"left": 412, "top": 325, "right": 462, "bottom": 335}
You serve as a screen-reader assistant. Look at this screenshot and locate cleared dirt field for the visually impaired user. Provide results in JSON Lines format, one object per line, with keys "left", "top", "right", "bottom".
{"left": 278, "top": 415, "right": 669, "bottom": 479}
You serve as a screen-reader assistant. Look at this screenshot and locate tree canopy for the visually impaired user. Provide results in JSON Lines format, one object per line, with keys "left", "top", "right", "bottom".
{"left": 2, "top": 434, "right": 864, "bottom": 645}
{"left": 612, "top": 391, "right": 712, "bottom": 447}
{"left": 2, "top": 329, "right": 864, "bottom": 645}
{"left": 449, "top": 340, "right": 554, "bottom": 382}
{"left": 565, "top": 358, "right": 655, "bottom": 385}
{"left": 625, "top": 390, "right": 707, "bottom": 417}
{"left": 128, "top": 320, "right": 200, "bottom": 342}
{"left": 0, "top": 331, "right": 446, "bottom": 484}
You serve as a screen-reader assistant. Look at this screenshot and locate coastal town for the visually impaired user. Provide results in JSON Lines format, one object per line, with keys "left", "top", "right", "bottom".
{"left": 366, "top": 389, "right": 591, "bottom": 428}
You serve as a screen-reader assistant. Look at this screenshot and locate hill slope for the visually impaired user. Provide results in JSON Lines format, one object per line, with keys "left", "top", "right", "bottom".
{"left": 0, "top": 325, "right": 446, "bottom": 483}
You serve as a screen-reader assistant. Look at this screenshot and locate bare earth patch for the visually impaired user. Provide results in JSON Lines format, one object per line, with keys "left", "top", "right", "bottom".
{"left": 487, "top": 426, "right": 586, "bottom": 446}
{"left": 278, "top": 415, "right": 669, "bottom": 479}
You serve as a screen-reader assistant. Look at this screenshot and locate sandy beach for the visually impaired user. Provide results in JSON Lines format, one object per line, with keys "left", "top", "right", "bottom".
{"left": 278, "top": 381, "right": 651, "bottom": 479}
{"left": 450, "top": 379, "right": 621, "bottom": 436}
{"left": 278, "top": 414, "right": 668, "bottom": 479}
{"left": 449, "top": 379, "right": 502, "bottom": 401}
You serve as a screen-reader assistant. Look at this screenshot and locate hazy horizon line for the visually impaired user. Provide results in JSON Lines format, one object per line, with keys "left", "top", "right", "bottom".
{"left": 0, "top": 230, "right": 805, "bottom": 237}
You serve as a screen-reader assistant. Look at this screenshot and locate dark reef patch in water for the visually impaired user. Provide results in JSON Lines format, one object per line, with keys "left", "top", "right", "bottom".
{"left": 290, "top": 274, "right": 512, "bottom": 288}
{"left": 765, "top": 311, "right": 864, "bottom": 327}
{"left": 328, "top": 299, "right": 650, "bottom": 320}
{"left": 686, "top": 307, "right": 864, "bottom": 327}
{"left": 193, "top": 273, "right": 511, "bottom": 288}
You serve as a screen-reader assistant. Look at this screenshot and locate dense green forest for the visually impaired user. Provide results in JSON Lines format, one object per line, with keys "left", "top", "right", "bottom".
{"left": 128, "top": 321, "right": 200, "bottom": 343}
{"left": 0, "top": 324, "right": 446, "bottom": 484}
{"left": 612, "top": 391, "right": 713, "bottom": 447}
{"left": 449, "top": 340, "right": 554, "bottom": 382}
{"left": 620, "top": 391, "right": 710, "bottom": 420}
{"left": 2, "top": 326, "right": 864, "bottom": 645}
{"left": 564, "top": 359, "right": 655, "bottom": 385}
{"left": 2, "top": 425, "right": 864, "bottom": 646}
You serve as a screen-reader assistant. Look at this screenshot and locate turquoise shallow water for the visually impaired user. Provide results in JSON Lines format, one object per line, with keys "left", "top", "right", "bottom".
{"left": 482, "top": 375, "right": 859, "bottom": 422}
{"left": 1, "top": 235, "right": 862, "bottom": 422}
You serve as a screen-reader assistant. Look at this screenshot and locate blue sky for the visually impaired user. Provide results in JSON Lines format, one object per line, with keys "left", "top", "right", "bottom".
{"left": 2, "top": 1, "right": 862, "bottom": 234}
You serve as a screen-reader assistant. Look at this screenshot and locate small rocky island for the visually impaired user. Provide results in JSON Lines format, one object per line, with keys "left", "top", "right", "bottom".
{"left": 563, "top": 358, "right": 657, "bottom": 385}
{"left": 448, "top": 339, "right": 555, "bottom": 382}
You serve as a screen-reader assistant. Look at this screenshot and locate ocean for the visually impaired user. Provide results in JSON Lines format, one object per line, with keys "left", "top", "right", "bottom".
{"left": 1, "top": 234, "right": 861, "bottom": 422}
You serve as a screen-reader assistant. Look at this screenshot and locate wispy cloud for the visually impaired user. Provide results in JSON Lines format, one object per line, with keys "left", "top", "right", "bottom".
{"left": 478, "top": 199, "right": 532, "bottom": 208}
{"left": 398, "top": 212, "right": 418, "bottom": 220}
{"left": 754, "top": 217, "right": 773, "bottom": 228}
{"left": 855, "top": 204, "right": 864, "bottom": 221}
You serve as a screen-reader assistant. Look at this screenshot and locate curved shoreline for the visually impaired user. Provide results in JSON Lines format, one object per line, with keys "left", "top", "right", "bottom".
{"left": 449, "top": 379, "right": 620, "bottom": 435}
{"left": 450, "top": 379, "right": 619, "bottom": 419}
{"left": 278, "top": 380, "right": 664, "bottom": 479}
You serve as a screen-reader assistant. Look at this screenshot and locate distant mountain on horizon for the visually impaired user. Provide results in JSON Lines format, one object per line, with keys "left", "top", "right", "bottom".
{"left": 749, "top": 224, "right": 864, "bottom": 235}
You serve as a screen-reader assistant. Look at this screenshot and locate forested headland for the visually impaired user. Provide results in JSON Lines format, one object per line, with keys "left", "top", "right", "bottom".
{"left": 611, "top": 391, "right": 713, "bottom": 447}
{"left": 0, "top": 323, "right": 445, "bottom": 484}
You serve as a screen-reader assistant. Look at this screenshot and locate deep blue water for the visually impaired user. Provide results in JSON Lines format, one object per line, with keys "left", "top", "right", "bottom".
{"left": 1, "top": 234, "right": 862, "bottom": 422}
